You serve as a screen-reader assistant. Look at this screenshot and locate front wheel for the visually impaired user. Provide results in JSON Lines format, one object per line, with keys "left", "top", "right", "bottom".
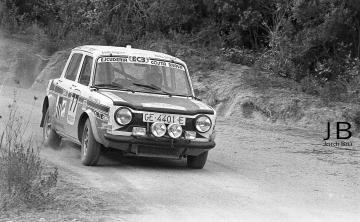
{"left": 43, "top": 109, "right": 61, "bottom": 148}
{"left": 187, "top": 151, "right": 208, "bottom": 169}
{"left": 81, "top": 119, "right": 101, "bottom": 166}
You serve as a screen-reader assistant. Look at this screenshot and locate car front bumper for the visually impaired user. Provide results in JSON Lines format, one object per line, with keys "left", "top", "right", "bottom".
{"left": 102, "top": 133, "right": 215, "bottom": 158}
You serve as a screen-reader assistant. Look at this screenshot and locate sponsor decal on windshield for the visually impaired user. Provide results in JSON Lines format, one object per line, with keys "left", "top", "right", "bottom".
{"left": 98, "top": 56, "right": 185, "bottom": 71}
{"left": 99, "top": 57, "right": 128, "bottom": 63}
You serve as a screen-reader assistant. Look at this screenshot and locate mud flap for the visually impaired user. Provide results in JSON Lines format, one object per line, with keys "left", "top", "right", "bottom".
{"left": 40, "top": 97, "right": 48, "bottom": 127}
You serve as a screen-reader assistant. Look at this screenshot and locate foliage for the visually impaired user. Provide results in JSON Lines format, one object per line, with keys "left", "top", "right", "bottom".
{"left": 221, "top": 48, "right": 259, "bottom": 66}
{"left": 0, "top": 0, "right": 359, "bottom": 101}
{"left": 0, "top": 99, "right": 58, "bottom": 210}
{"left": 214, "top": 0, "right": 275, "bottom": 49}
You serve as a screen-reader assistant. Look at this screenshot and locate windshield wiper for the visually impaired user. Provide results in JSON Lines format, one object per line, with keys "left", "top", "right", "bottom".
{"left": 92, "top": 83, "right": 135, "bottom": 93}
{"left": 132, "top": 82, "right": 161, "bottom": 90}
{"left": 132, "top": 83, "right": 173, "bottom": 96}
{"left": 93, "top": 83, "right": 122, "bottom": 89}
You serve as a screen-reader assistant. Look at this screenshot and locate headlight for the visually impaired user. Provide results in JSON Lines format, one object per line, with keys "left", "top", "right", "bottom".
{"left": 115, "top": 108, "right": 132, "bottom": 125}
{"left": 151, "top": 122, "right": 166, "bottom": 137}
{"left": 167, "top": 123, "right": 183, "bottom": 138}
{"left": 195, "top": 115, "right": 212, "bottom": 133}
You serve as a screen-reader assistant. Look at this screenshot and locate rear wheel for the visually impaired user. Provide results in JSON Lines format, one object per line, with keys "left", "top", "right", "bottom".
{"left": 187, "top": 151, "right": 208, "bottom": 169}
{"left": 81, "top": 119, "right": 101, "bottom": 166}
{"left": 43, "top": 109, "right": 61, "bottom": 148}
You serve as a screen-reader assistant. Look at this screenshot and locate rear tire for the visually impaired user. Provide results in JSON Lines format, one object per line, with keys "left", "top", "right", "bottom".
{"left": 81, "top": 119, "right": 101, "bottom": 166}
{"left": 43, "top": 109, "right": 61, "bottom": 148}
{"left": 187, "top": 151, "right": 208, "bottom": 169}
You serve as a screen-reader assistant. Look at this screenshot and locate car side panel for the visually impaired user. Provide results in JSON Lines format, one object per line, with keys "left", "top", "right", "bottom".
{"left": 47, "top": 92, "right": 57, "bottom": 123}
{"left": 68, "top": 52, "right": 95, "bottom": 140}
{"left": 70, "top": 90, "right": 112, "bottom": 144}
{"left": 83, "top": 95, "right": 112, "bottom": 144}
{"left": 71, "top": 84, "right": 91, "bottom": 141}
{"left": 41, "top": 80, "right": 57, "bottom": 127}
{"left": 52, "top": 79, "right": 73, "bottom": 137}
{"left": 66, "top": 87, "right": 82, "bottom": 138}
{"left": 83, "top": 109, "right": 104, "bottom": 144}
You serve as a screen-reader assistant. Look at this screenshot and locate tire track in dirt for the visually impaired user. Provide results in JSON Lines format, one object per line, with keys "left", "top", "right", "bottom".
{"left": 1, "top": 87, "right": 360, "bottom": 221}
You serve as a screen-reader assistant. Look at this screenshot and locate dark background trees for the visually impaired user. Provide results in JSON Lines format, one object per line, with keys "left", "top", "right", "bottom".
{"left": 0, "top": 0, "right": 359, "bottom": 96}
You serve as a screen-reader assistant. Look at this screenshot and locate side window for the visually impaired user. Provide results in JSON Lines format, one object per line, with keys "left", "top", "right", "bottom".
{"left": 78, "top": 56, "right": 93, "bottom": 86}
{"left": 64, "top": 53, "right": 83, "bottom": 81}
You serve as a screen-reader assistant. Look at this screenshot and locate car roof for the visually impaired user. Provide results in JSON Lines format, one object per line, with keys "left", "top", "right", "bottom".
{"left": 72, "top": 45, "right": 185, "bottom": 64}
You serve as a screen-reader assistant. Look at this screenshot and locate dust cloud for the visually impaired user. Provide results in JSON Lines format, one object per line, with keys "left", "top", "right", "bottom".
{"left": 0, "top": 31, "right": 68, "bottom": 91}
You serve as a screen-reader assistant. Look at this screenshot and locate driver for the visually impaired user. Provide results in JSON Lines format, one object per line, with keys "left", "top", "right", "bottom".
{"left": 95, "top": 63, "right": 115, "bottom": 85}
{"left": 145, "top": 66, "right": 162, "bottom": 87}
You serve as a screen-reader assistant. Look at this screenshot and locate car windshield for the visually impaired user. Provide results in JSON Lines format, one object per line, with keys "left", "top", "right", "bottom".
{"left": 93, "top": 56, "right": 192, "bottom": 96}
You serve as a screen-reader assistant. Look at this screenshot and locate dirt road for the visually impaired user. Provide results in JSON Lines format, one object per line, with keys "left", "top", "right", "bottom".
{"left": 1, "top": 87, "right": 359, "bottom": 222}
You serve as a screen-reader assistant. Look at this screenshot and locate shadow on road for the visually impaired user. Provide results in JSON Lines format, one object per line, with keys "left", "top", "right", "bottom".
{"left": 101, "top": 150, "right": 188, "bottom": 170}
{"left": 60, "top": 139, "right": 190, "bottom": 170}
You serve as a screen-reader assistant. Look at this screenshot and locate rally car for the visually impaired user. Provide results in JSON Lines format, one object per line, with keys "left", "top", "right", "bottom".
{"left": 40, "top": 45, "right": 216, "bottom": 169}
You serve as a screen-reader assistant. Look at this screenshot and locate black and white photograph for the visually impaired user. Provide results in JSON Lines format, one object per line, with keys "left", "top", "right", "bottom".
{"left": 0, "top": 0, "right": 359, "bottom": 221}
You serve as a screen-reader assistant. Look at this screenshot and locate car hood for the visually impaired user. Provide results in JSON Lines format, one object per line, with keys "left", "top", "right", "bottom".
{"left": 99, "top": 90, "right": 214, "bottom": 115}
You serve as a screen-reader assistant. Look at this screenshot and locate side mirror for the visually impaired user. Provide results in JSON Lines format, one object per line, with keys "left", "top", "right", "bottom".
{"left": 194, "top": 88, "right": 200, "bottom": 97}
{"left": 193, "top": 89, "right": 202, "bottom": 101}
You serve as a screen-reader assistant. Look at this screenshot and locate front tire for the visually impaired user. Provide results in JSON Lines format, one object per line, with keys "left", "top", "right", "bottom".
{"left": 187, "top": 151, "right": 208, "bottom": 169}
{"left": 81, "top": 119, "right": 101, "bottom": 166}
{"left": 43, "top": 109, "right": 61, "bottom": 148}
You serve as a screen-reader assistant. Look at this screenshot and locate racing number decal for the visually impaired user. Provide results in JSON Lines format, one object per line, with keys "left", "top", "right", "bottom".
{"left": 55, "top": 96, "right": 67, "bottom": 118}
{"left": 67, "top": 93, "right": 79, "bottom": 125}
{"left": 69, "top": 94, "right": 79, "bottom": 113}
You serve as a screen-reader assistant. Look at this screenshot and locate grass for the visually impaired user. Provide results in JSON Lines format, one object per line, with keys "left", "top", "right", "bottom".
{"left": 0, "top": 90, "right": 126, "bottom": 221}
{"left": 0, "top": 97, "right": 58, "bottom": 211}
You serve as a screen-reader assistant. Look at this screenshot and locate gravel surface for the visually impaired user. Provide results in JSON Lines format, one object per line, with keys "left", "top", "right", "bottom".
{"left": 0, "top": 87, "right": 359, "bottom": 222}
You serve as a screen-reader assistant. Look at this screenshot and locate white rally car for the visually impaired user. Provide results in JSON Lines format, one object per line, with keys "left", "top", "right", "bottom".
{"left": 40, "top": 45, "right": 216, "bottom": 169}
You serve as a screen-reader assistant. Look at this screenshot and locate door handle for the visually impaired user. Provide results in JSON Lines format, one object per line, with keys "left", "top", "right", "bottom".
{"left": 56, "top": 79, "right": 63, "bottom": 85}
{"left": 74, "top": 89, "right": 81, "bottom": 92}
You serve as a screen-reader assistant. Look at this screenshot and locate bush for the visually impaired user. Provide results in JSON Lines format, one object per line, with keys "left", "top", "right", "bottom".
{"left": 1, "top": 0, "right": 359, "bottom": 102}
{"left": 221, "top": 48, "right": 259, "bottom": 66}
{"left": 25, "top": 23, "right": 60, "bottom": 54}
{"left": 0, "top": 100, "right": 58, "bottom": 210}
{"left": 0, "top": 1, "right": 20, "bottom": 33}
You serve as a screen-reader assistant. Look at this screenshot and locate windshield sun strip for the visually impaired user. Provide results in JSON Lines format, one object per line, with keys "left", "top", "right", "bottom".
{"left": 95, "top": 56, "right": 186, "bottom": 70}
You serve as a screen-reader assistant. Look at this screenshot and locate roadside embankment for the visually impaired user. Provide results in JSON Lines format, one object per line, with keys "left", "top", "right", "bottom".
{"left": 1, "top": 34, "right": 359, "bottom": 134}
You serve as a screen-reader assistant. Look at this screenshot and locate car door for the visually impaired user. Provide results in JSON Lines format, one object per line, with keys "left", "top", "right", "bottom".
{"left": 57, "top": 52, "right": 83, "bottom": 139}
{"left": 52, "top": 52, "right": 83, "bottom": 136}
{"left": 67, "top": 54, "right": 94, "bottom": 139}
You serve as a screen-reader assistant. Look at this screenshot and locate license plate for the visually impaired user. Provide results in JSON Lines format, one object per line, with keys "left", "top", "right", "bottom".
{"left": 143, "top": 112, "right": 186, "bottom": 125}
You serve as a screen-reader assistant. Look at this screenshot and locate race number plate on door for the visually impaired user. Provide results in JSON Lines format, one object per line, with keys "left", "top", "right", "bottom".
{"left": 67, "top": 93, "right": 79, "bottom": 125}
{"left": 143, "top": 112, "right": 186, "bottom": 125}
